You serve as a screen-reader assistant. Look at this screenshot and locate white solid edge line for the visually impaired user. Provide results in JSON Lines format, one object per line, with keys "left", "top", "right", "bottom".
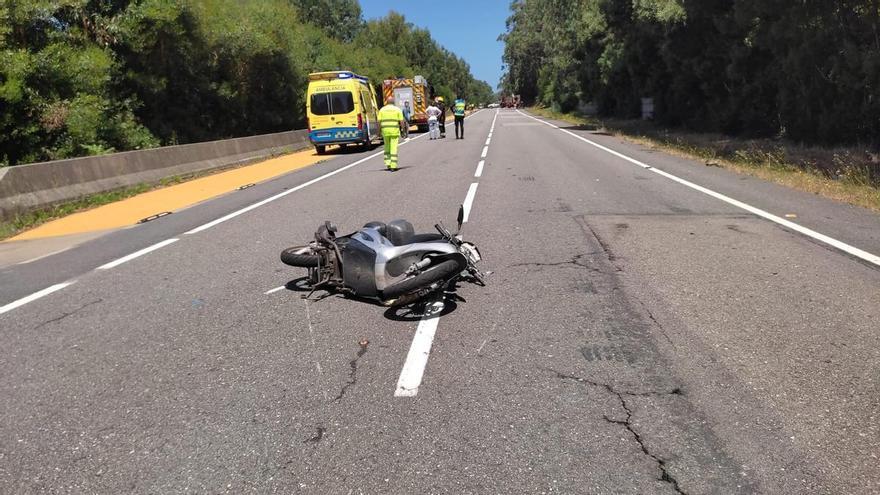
{"left": 97, "top": 238, "right": 179, "bottom": 270}
{"left": 264, "top": 286, "right": 286, "bottom": 295}
{"left": 394, "top": 298, "right": 444, "bottom": 397}
{"left": 184, "top": 150, "right": 384, "bottom": 234}
{"left": 648, "top": 168, "right": 880, "bottom": 266}
{"left": 475, "top": 160, "right": 485, "bottom": 178}
{"left": 0, "top": 281, "right": 75, "bottom": 315}
{"left": 519, "top": 110, "right": 880, "bottom": 267}
{"left": 517, "top": 109, "right": 558, "bottom": 129}
{"left": 17, "top": 246, "right": 75, "bottom": 265}
{"left": 462, "top": 183, "right": 479, "bottom": 223}
{"left": 185, "top": 131, "right": 434, "bottom": 235}
{"left": 480, "top": 146, "right": 488, "bottom": 158}
{"left": 186, "top": 110, "right": 485, "bottom": 236}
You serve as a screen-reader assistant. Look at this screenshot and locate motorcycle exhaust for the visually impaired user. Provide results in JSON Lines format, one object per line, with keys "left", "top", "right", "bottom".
{"left": 383, "top": 283, "right": 441, "bottom": 307}
{"left": 384, "top": 293, "right": 420, "bottom": 307}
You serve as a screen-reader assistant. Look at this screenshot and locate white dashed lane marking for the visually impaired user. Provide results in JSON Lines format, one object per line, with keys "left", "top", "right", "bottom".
{"left": 395, "top": 109, "right": 496, "bottom": 397}
{"left": 97, "top": 238, "right": 180, "bottom": 270}
{"left": 394, "top": 298, "right": 444, "bottom": 397}
{"left": 0, "top": 281, "right": 76, "bottom": 315}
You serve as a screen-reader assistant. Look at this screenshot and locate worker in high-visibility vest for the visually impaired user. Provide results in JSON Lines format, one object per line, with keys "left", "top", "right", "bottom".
{"left": 378, "top": 97, "right": 405, "bottom": 171}
{"left": 453, "top": 96, "right": 466, "bottom": 139}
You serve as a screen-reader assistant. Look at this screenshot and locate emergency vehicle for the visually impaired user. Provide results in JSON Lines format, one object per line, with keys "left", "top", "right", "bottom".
{"left": 382, "top": 76, "right": 433, "bottom": 132}
{"left": 306, "top": 71, "right": 381, "bottom": 154}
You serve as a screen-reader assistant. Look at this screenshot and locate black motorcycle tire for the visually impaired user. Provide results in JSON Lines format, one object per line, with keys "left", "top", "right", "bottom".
{"left": 383, "top": 259, "right": 464, "bottom": 299}
{"left": 280, "top": 246, "right": 320, "bottom": 267}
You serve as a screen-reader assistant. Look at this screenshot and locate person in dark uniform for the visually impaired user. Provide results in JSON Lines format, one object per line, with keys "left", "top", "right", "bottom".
{"left": 435, "top": 96, "right": 447, "bottom": 138}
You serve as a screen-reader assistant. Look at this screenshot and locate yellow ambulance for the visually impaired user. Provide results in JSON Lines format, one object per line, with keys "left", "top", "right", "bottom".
{"left": 306, "top": 71, "right": 381, "bottom": 154}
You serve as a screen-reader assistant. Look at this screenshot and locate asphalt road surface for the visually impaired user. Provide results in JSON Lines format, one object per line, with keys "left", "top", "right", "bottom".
{"left": 2, "top": 109, "right": 879, "bottom": 494}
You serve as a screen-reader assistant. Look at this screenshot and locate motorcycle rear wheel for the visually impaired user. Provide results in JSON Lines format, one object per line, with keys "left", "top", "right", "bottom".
{"left": 382, "top": 259, "right": 464, "bottom": 299}
{"left": 280, "top": 246, "right": 320, "bottom": 267}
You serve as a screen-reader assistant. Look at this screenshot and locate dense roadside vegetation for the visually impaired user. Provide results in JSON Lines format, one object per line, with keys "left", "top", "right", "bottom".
{"left": 501, "top": 0, "right": 880, "bottom": 153}
{"left": 0, "top": 0, "right": 494, "bottom": 166}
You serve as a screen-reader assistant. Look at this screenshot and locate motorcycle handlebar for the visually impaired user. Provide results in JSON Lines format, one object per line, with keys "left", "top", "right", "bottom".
{"left": 437, "top": 222, "right": 457, "bottom": 237}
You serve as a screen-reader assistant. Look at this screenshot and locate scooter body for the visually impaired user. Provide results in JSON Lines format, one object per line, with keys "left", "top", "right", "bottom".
{"left": 281, "top": 207, "right": 483, "bottom": 305}
{"left": 340, "top": 227, "right": 465, "bottom": 297}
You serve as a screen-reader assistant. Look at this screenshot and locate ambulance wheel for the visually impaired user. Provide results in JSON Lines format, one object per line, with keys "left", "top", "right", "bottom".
{"left": 315, "top": 145, "right": 326, "bottom": 155}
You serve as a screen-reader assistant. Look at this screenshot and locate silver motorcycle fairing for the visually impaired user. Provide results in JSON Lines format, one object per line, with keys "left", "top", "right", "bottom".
{"left": 351, "top": 228, "right": 461, "bottom": 291}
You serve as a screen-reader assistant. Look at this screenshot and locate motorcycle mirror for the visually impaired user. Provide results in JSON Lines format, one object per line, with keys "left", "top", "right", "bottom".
{"left": 456, "top": 205, "right": 464, "bottom": 233}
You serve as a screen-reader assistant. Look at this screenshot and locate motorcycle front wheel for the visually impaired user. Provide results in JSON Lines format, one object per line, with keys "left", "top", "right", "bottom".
{"left": 382, "top": 259, "right": 464, "bottom": 299}
{"left": 280, "top": 246, "right": 320, "bottom": 267}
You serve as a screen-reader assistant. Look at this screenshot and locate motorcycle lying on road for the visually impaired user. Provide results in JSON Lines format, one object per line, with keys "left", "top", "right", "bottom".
{"left": 280, "top": 207, "right": 485, "bottom": 306}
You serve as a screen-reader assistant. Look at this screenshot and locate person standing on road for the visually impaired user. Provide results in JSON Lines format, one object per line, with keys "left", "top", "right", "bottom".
{"left": 435, "top": 96, "right": 447, "bottom": 138}
{"left": 426, "top": 102, "right": 442, "bottom": 140}
{"left": 378, "top": 97, "right": 405, "bottom": 172}
{"left": 402, "top": 101, "right": 412, "bottom": 130}
{"left": 453, "top": 95, "right": 466, "bottom": 139}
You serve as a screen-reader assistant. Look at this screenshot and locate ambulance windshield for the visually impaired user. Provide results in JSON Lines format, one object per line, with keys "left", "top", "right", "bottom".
{"left": 311, "top": 92, "right": 354, "bottom": 115}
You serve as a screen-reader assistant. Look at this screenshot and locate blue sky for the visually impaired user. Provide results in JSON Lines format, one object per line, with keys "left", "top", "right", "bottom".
{"left": 359, "top": 0, "right": 510, "bottom": 90}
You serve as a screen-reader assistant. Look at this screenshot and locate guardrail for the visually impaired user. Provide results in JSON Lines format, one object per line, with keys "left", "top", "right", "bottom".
{"left": 0, "top": 129, "right": 311, "bottom": 220}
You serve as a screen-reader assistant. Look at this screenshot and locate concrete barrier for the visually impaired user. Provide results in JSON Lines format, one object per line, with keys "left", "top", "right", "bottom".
{"left": 0, "top": 129, "right": 311, "bottom": 220}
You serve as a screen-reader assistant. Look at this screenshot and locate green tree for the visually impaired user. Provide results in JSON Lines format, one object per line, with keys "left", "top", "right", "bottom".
{"left": 0, "top": 0, "right": 157, "bottom": 165}
{"left": 1, "top": 0, "right": 491, "bottom": 165}
{"left": 501, "top": 0, "right": 880, "bottom": 145}
{"left": 289, "top": 0, "right": 363, "bottom": 42}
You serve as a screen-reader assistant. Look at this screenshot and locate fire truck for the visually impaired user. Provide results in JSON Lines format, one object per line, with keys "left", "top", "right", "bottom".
{"left": 501, "top": 94, "right": 521, "bottom": 108}
{"left": 383, "top": 76, "right": 433, "bottom": 132}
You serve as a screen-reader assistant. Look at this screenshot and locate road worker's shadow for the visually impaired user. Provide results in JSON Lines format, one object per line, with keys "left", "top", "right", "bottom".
{"left": 364, "top": 165, "right": 414, "bottom": 172}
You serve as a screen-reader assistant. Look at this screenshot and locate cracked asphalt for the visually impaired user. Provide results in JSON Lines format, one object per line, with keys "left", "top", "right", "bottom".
{"left": 1, "top": 109, "right": 879, "bottom": 493}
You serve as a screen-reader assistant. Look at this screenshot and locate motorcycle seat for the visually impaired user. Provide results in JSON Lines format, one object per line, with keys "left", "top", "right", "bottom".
{"left": 385, "top": 219, "right": 415, "bottom": 246}
{"left": 365, "top": 220, "right": 445, "bottom": 246}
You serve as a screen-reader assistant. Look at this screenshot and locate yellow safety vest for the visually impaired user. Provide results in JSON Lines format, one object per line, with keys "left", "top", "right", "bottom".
{"left": 378, "top": 104, "right": 403, "bottom": 137}
{"left": 453, "top": 100, "right": 466, "bottom": 117}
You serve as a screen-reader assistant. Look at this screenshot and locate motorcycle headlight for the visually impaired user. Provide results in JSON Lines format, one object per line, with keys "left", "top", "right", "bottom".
{"left": 460, "top": 242, "right": 481, "bottom": 263}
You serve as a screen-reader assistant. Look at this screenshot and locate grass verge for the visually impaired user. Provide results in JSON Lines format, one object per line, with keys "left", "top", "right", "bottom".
{"left": 528, "top": 107, "right": 880, "bottom": 212}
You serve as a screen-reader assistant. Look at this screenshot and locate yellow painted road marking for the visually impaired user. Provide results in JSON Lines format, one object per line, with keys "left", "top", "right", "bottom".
{"left": 9, "top": 147, "right": 327, "bottom": 241}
